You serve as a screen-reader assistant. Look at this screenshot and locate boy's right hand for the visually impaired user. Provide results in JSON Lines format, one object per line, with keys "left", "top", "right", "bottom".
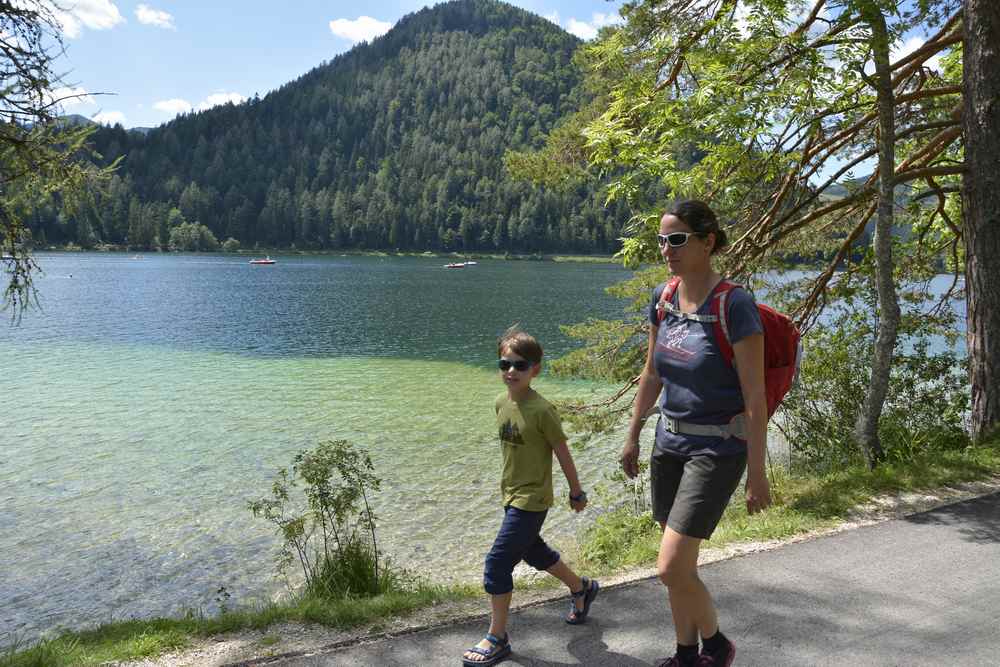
{"left": 620, "top": 441, "right": 640, "bottom": 479}
{"left": 569, "top": 496, "right": 587, "bottom": 512}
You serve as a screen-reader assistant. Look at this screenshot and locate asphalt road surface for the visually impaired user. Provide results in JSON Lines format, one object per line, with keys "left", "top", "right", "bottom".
{"left": 250, "top": 492, "right": 1000, "bottom": 666}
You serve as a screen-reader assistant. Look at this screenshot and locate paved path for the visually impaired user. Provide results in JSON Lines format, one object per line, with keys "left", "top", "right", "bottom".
{"left": 256, "top": 492, "right": 1000, "bottom": 666}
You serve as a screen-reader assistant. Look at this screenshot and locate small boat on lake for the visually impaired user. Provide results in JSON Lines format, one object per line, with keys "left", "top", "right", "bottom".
{"left": 444, "top": 262, "right": 465, "bottom": 268}
{"left": 249, "top": 256, "right": 276, "bottom": 265}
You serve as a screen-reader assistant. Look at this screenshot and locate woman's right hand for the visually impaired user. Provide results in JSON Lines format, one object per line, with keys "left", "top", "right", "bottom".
{"left": 620, "top": 320, "right": 659, "bottom": 481}
{"left": 620, "top": 440, "right": 640, "bottom": 479}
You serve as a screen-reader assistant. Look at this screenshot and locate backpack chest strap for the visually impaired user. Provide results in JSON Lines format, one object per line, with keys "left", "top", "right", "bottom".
{"left": 658, "top": 301, "right": 719, "bottom": 323}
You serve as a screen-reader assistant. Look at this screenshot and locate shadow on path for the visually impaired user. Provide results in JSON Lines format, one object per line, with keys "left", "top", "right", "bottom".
{"left": 265, "top": 492, "right": 1000, "bottom": 666}
{"left": 904, "top": 491, "right": 1000, "bottom": 544}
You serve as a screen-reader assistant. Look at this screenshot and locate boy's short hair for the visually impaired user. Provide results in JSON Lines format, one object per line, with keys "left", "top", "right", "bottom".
{"left": 497, "top": 326, "right": 543, "bottom": 365}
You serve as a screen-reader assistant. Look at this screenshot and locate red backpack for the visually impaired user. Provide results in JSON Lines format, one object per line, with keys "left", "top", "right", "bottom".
{"left": 656, "top": 277, "right": 802, "bottom": 418}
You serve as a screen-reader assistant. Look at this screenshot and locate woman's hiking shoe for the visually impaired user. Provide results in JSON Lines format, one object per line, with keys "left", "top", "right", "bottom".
{"left": 657, "top": 642, "right": 699, "bottom": 666}
{"left": 461, "top": 632, "right": 511, "bottom": 666}
{"left": 697, "top": 636, "right": 736, "bottom": 666}
{"left": 565, "top": 576, "right": 599, "bottom": 624}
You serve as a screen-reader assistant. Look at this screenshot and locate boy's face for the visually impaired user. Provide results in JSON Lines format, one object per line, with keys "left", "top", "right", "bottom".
{"left": 499, "top": 348, "right": 540, "bottom": 393}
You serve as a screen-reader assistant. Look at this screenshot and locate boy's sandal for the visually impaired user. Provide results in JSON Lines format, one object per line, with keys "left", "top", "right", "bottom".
{"left": 565, "top": 576, "right": 599, "bottom": 625}
{"left": 461, "top": 632, "right": 511, "bottom": 666}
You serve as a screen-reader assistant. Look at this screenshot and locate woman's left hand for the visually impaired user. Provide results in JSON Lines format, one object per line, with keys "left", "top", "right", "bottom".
{"left": 745, "top": 470, "right": 772, "bottom": 514}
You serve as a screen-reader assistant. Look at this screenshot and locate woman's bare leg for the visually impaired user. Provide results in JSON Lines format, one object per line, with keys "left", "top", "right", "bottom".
{"left": 656, "top": 523, "right": 718, "bottom": 645}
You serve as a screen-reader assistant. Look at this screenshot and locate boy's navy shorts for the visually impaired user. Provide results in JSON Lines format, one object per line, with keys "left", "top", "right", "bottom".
{"left": 650, "top": 449, "right": 747, "bottom": 540}
{"left": 483, "top": 505, "right": 560, "bottom": 594}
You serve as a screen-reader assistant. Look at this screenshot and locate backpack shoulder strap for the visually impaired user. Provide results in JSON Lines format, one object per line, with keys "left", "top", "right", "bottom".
{"left": 708, "top": 279, "right": 740, "bottom": 364}
{"left": 655, "top": 277, "right": 682, "bottom": 324}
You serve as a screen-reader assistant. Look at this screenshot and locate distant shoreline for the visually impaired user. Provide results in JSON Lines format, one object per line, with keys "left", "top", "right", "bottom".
{"left": 33, "top": 245, "right": 620, "bottom": 265}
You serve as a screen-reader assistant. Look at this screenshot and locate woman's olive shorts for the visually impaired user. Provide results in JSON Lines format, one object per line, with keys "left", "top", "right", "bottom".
{"left": 650, "top": 449, "right": 747, "bottom": 540}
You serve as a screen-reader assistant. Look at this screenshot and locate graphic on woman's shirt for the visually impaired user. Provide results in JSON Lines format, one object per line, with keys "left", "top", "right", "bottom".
{"left": 657, "top": 320, "right": 695, "bottom": 360}
{"left": 499, "top": 420, "right": 524, "bottom": 446}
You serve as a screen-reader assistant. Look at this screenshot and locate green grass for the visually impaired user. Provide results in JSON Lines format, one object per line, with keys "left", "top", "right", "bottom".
{"left": 6, "top": 440, "right": 998, "bottom": 666}
{"left": 2, "top": 617, "right": 194, "bottom": 667}
{"left": 578, "top": 440, "right": 1000, "bottom": 574}
{"left": 0, "top": 584, "right": 475, "bottom": 667}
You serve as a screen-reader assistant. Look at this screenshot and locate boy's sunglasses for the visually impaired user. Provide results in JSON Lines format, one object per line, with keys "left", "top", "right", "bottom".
{"left": 498, "top": 358, "right": 534, "bottom": 372}
{"left": 657, "top": 232, "right": 705, "bottom": 248}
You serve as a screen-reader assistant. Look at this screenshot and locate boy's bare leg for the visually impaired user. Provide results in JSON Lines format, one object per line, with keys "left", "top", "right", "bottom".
{"left": 463, "top": 592, "right": 512, "bottom": 663}
{"left": 546, "top": 559, "right": 586, "bottom": 611}
{"left": 488, "top": 592, "right": 512, "bottom": 638}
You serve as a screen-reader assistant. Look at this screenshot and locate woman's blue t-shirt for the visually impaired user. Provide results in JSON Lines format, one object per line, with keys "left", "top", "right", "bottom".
{"left": 648, "top": 281, "right": 763, "bottom": 457}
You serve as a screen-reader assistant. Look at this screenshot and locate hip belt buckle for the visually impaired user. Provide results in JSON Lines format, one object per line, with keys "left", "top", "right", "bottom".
{"left": 659, "top": 410, "right": 747, "bottom": 440}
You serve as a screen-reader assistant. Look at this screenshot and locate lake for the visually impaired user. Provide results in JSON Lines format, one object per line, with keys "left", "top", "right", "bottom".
{"left": 0, "top": 253, "right": 966, "bottom": 645}
{"left": 0, "top": 252, "right": 635, "bottom": 644}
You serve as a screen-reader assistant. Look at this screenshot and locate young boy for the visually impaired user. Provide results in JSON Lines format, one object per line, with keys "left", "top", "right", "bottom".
{"left": 461, "top": 329, "right": 599, "bottom": 666}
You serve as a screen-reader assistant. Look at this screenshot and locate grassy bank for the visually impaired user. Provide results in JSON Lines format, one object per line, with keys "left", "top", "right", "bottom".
{"left": 5, "top": 439, "right": 999, "bottom": 667}
{"left": 1, "top": 584, "right": 479, "bottom": 667}
{"left": 578, "top": 439, "right": 1000, "bottom": 573}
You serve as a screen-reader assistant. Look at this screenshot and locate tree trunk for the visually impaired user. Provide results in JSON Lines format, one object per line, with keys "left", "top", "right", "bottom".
{"left": 963, "top": 0, "right": 1000, "bottom": 442}
{"left": 853, "top": 5, "right": 899, "bottom": 468}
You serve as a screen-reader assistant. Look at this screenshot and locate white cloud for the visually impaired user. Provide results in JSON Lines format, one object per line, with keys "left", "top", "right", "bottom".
{"left": 195, "top": 92, "right": 245, "bottom": 111}
{"left": 591, "top": 12, "right": 622, "bottom": 29}
{"left": 151, "top": 92, "right": 245, "bottom": 117}
{"left": 865, "top": 37, "right": 938, "bottom": 76}
{"left": 92, "top": 110, "right": 126, "bottom": 125}
{"left": 49, "top": 86, "right": 95, "bottom": 109}
{"left": 861, "top": 34, "right": 942, "bottom": 76}
{"left": 544, "top": 11, "right": 560, "bottom": 25}
{"left": 54, "top": 0, "right": 125, "bottom": 39}
{"left": 563, "top": 12, "right": 622, "bottom": 41}
{"left": 328, "top": 16, "right": 392, "bottom": 43}
{"left": 153, "top": 98, "right": 192, "bottom": 114}
{"left": 135, "top": 4, "right": 175, "bottom": 30}
{"left": 893, "top": 36, "right": 924, "bottom": 64}
{"left": 566, "top": 18, "right": 598, "bottom": 40}
{"left": 891, "top": 35, "right": 942, "bottom": 71}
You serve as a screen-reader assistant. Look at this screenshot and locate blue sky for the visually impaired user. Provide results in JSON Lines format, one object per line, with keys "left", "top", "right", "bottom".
{"left": 47, "top": 0, "right": 625, "bottom": 129}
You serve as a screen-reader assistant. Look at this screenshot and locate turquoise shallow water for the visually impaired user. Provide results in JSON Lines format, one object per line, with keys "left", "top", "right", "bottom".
{"left": 0, "top": 254, "right": 964, "bottom": 644}
{"left": 0, "top": 253, "right": 633, "bottom": 643}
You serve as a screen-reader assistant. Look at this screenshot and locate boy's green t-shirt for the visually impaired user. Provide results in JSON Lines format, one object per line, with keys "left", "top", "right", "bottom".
{"left": 495, "top": 389, "right": 568, "bottom": 511}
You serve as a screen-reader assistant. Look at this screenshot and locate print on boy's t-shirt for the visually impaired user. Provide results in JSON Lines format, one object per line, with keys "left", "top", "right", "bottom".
{"left": 500, "top": 420, "right": 524, "bottom": 446}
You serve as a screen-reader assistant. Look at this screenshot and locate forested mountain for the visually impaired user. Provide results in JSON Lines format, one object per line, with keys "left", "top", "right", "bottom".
{"left": 28, "top": 0, "right": 628, "bottom": 253}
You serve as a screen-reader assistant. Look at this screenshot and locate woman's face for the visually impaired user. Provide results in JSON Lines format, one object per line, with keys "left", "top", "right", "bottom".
{"left": 659, "top": 213, "right": 713, "bottom": 275}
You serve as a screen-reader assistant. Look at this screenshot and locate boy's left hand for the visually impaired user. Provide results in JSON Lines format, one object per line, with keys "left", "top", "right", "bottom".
{"left": 569, "top": 490, "right": 587, "bottom": 512}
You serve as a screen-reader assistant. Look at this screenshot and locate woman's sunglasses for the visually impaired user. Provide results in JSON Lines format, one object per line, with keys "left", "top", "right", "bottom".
{"left": 498, "top": 358, "right": 534, "bottom": 372}
{"left": 656, "top": 232, "right": 705, "bottom": 248}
